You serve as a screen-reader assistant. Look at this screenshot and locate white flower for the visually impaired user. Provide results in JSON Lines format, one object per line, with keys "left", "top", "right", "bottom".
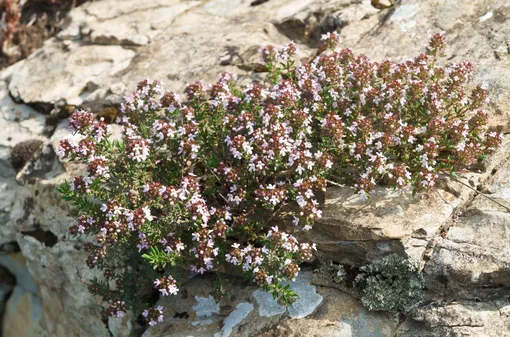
{"left": 292, "top": 217, "right": 299, "bottom": 226}
{"left": 296, "top": 195, "right": 307, "bottom": 208}
{"left": 142, "top": 206, "right": 153, "bottom": 222}
{"left": 56, "top": 145, "right": 66, "bottom": 158}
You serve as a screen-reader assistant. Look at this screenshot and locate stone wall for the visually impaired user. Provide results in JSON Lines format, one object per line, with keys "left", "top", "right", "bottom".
{"left": 1, "top": 0, "right": 510, "bottom": 336}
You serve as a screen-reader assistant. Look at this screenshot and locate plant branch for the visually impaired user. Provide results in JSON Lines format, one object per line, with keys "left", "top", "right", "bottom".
{"left": 445, "top": 174, "right": 510, "bottom": 213}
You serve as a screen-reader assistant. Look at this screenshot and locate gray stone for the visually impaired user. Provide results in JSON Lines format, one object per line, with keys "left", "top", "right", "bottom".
{"left": 397, "top": 299, "right": 510, "bottom": 336}
{"left": 109, "top": 82, "right": 126, "bottom": 95}
{"left": 66, "top": 97, "right": 83, "bottom": 107}
{"left": 252, "top": 271, "right": 322, "bottom": 319}
{"left": 0, "top": 253, "right": 38, "bottom": 295}
{"left": 260, "top": 286, "right": 398, "bottom": 337}
{"left": 193, "top": 296, "right": 220, "bottom": 317}
{"left": 108, "top": 311, "right": 135, "bottom": 337}
{"left": 0, "top": 83, "right": 46, "bottom": 150}
{"left": 214, "top": 302, "right": 254, "bottom": 337}
{"left": 305, "top": 181, "right": 472, "bottom": 265}
{"left": 81, "top": 0, "right": 200, "bottom": 46}
{"left": 435, "top": 0, "right": 474, "bottom": 30}
{"left": 83, "top": 88, "right": 108, "bottom": 104}
{"left": 284, "top": 272, "right": 323, "bottom": 319}
{"left": 7, "top": 44, "right": 136, "bottom": 104}
{"left": 390, "top": 3, "right": 420, "bottom": 21}
{"left": 16, "top": 235, "right": 109, "bottom": 337}
{"left": 253, "top": 289, "right": 287, "bottom": 317}
{"left": 2, "top": 285, "right": 42, "bottom": 337}
{"left": 424, "top": 154, "right": 510, "bottom": 299}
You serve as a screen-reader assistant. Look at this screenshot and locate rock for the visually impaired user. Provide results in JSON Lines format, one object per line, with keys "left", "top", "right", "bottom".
{"left": 0, "top": 253, "right": 41, "bottom": 337}
{"left": 494, "top": 43, "right": 509, "bottom": 59}
{"left": 108, "top": 311, "right": 135, "bottom": 337}
{"left": 0, "top": 174, "right": 20, "bottom": 245}
{"left": 109, "top": 82, "right": 126, "bottom": 96}
{"left": 424, "top": 209, "right": 510, "bottom": 298}
{"left": 2, "top": 286, "right": 42, "bottom": 337}
{"left": 0, "top": 83, "right": 46, "bottom": 148}
{"left": 0, "top": 282, "right": 13, "bottom": 326}
{"left": 273, "top": 0, "right": 380, "bottom": 45}
{"left": 253, "top": 289, "right": 287, "bottom": 317}
{"left": 305, "top": 176, "right": 477, "bottom": 265}
{"left": 141, "top": 269, "right": 396, "bottom": 337}
{"left": 141, "top": 273, "right": 262, "bottom": 337}
{"left": 397, "top": 298, "right": 510, "bottom": 336}
{"left": 0, "top": 80, "right": 47, "bottom": 244}
{"left": 214, "top": 302, "right": 254, "bottom": 337}
{"left": 0, "top": 84, "right": 46, "bottom": 243}
{"left": 5, "top": 0, "right": 318, "bottom": 109}
{"left": 193, "top": 296, "right": 221, "bottom": 318}
{"left": 284, "top": 272, "right": 324, "bottom": 318}
{"left": 435, "top": 0, "right": 475, "bottom": 31}
{"left": 15, "top": 145, "right": 65, "bottom": 185}
{"left": 84, "top": 0, "right": 200, "bottom": 46}
{"left": 7, "top": 43, "right": 136, "bottom": 104}
{"left": 83, "top": 88, "right": 108, "bottom": 105}
{"left": 253, "top": 271, "right": 323, "bottom": 319}
{"left": 260, "top": 286, "right": 398, "bottom": 337}
{"left": 15, "top": 235, "right": 109, "bottom": 337}
{"left": 479, "top": 11, "right": 493, "bottom": 22}
{"left": 424, "top": 153, "right": 510, "bottom": 299}
{"left": 66, "top": 97, "right": 83, "bottom": 107}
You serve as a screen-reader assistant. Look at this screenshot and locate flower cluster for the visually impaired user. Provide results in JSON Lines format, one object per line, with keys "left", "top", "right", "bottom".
{"left": 58, "top": 33, "right": 500, "bottom": 325}
{"left": 277, "top": 32, "right": 501, "bottom": 199}
{"left": 103, "top": 301, "right": 126, "bottom": 319}
{"left": 142, "top": 306, "right": 164, "bottom": 326}
{"left": 154, "top": 276, "right": 178, "bottom": 296}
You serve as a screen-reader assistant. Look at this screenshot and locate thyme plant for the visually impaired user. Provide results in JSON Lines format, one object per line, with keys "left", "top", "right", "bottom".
{"left": 57, "top": 33, "right": 501, "bottom": 324}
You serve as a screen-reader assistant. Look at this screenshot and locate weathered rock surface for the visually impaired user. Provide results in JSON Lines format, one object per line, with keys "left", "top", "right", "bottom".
{"left": 312, "top": 180, "right": 475, "bottom": 265}
{"left": 424, "top": 153, "right": 510, "bottom": 300}
{"left": 259, "top": 286, "right": 399, "bottom": 337}
{"left": 0, "top": 253, "right": 41, "bottom": 337}
{"left": 0, "top": 81, "right": 47, "bottom": 247}
{"left": 1, "top": 0, "right": 510, "bottom": 336}
{"left": 397, "top": 298, "right": 510, "bottom": 337}
{"left": 138, "top": 270, "right": 398, "bottom": 337}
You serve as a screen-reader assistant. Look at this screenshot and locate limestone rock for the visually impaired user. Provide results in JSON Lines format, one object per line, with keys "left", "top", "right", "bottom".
{"left": 306, "top": 172, "right": 481, "bottom": 265}
{"left": 397, "top": 298, "right": 510, "bottom": 336}
{"left": 2, "top": 286, "right": 42, "bottom": 337}
{"left": 0, "top": 253, "right": 41, "bottom": 337}
{"left": 7, "top": 43, "right": 136, "bottom": 104}
{"left": 424, "top": 153, "right": 510, "bottom": 299}
{"left": 81, "top": 0, "right": 201, "bottom": 46}
{"left": 16, "top": 235, "right": 109, "bottom": 337}
{"left": 260, "top": 286, "right": 398, "bottom": 337}
{"left": 0, "top": 81, "right": 47, "bottom": 246}
{"left": 139, "top": 270, "right": 396, "bottom": 337}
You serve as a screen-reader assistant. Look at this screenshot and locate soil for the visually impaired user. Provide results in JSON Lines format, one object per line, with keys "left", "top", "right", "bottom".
{"left": 0, "top": 0, "right": 87, "bottom": 69}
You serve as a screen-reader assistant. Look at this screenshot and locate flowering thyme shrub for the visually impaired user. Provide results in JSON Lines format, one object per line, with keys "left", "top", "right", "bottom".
{"left": 57, "top": 33, "right": 501, "bottom": 323}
